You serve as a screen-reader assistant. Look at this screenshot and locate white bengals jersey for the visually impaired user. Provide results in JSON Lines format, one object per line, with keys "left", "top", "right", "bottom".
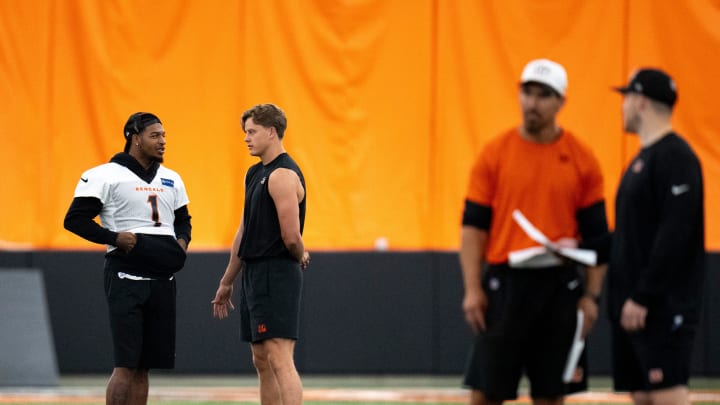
{"left": 73, "top": 162, "right": 190, "bottom": 251}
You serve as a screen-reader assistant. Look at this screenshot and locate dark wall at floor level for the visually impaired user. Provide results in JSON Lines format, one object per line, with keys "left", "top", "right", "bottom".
{"left": 1, "top": 251, "right": 718, "bottom": 376}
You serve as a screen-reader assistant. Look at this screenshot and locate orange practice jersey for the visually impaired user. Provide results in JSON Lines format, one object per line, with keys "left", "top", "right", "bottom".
{"left": 465, "top": 128, "right": 604, "bottom": 265}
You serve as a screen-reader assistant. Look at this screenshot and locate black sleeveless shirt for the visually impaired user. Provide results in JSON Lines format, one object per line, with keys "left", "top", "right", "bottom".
{"left": 238, "top": 153, "right": 306, "bottom": 261}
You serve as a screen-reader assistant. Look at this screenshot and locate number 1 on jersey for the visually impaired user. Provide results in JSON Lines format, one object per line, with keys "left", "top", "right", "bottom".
{"left": 147, "top": 195, "right": 162, "bottom": 227}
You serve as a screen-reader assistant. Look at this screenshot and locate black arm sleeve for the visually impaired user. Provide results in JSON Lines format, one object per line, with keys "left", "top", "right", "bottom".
{"left": 462, "top": 200, "right": 492, "bottom": 230}
{"left": 63, "top": 197, "right": 118, "bottom": 246}
{"left": 174, "top": 205, "right": 192, "bottom": 245}
{"left": 577, "top": 200, "right": 611, "bottom": 264}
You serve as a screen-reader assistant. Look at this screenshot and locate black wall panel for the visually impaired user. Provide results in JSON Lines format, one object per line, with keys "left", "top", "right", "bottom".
{"left": 1, "top": 250, "right": 717, "bottom": 376}
{"left": 300, "top": 252, "right": 434, "bottom": 373}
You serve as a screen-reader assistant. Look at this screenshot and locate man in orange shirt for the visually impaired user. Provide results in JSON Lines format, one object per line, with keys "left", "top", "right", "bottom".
{"left": 460, "top": 59, "right": 610, "bottom": 405}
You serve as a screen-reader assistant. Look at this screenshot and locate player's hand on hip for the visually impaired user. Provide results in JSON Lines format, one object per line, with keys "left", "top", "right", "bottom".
{"left": 463, "top": 289, "right": 488, "bottom": 333}
{"left": 211, "top": 284, "right": 234, "bottom": 319}
{"left": 115, "top": 232, "right": 137, "bottom": 253}
{"left": 620, "top": 298, "right": 647, "bottom": 332}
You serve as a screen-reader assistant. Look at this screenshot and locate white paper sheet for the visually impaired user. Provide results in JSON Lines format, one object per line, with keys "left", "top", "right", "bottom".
{"left": 511, "top": 209, "right": 597, "bottom": 266}
{"left": 563, "top": 309, "right": 585, "bottom": 383}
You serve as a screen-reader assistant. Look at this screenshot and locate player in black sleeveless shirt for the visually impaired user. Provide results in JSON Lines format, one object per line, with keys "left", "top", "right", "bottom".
{"left": 238, "top": 153, "right": 306, "bottom": 260}
{"left": 212, "top": 104, "right": 309, "bottom": 405}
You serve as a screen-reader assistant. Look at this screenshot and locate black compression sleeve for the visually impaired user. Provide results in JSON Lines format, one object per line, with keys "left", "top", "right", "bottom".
{"left": 174, "top": 205, "right": 192, "bottom": 245}
{"left": 462, "top": 200, "right": 492, "bottom": 230}
{"left": 63, "top": 197, "right": 118, "bottom": 246}
{"left": 577, "top": 201, "right": 611, "bottom": 264}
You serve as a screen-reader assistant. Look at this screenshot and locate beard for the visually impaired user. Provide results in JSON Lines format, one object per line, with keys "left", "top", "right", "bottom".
{"left": 145, "top": 151, "right": 164, "bottom": 163}
{"left": 523, "top": 111, "right": 546, "bottom": 134}
{"left": 623, "top": 113, "right": 641, "bottom": 134}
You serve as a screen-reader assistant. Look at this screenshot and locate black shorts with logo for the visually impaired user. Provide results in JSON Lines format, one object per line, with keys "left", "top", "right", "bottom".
{"left": 611, "top": 310, "right": 697, "bottom": 392}
{"left": 104, "top": 262, "right": 176, "bottom": 369}
{"left": 463, "top": 264, "right": 584, "bottom": 401}
{"left": 240, "top": 257, "right": 303, "bottom": 343}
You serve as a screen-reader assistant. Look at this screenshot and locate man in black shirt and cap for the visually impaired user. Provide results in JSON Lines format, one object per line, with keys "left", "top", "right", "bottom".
{"left": 608, "top": 68, "right": 705, "bottom": 405}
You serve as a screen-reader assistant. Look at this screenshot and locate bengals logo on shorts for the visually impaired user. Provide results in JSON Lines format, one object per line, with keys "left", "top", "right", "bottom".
{"left": 571, "top": 366, "right": 584, "bottom": 383}
{"left": 258, "top": 324, "right": 267, "bottom": 333}
{"left": 649, "top": 368, "right": 664, "bottom": 383}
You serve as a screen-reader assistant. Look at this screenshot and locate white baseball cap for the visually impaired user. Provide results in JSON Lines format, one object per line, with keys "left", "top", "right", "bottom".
{"left": 521, "top": 58, "right": 568, "bottom": 96}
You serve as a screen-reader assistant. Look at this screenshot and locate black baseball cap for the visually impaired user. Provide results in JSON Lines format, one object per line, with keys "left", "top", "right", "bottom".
{"left": 123, "top": 112, "right": 162, "bottom": 139}
{"left": 613, "top": 68, "right": 677, "bottom": 108}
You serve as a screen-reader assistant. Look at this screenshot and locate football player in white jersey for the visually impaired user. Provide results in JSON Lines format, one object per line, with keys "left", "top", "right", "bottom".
{"left": 64, "top": 112, "right": 191, "bottom": 405}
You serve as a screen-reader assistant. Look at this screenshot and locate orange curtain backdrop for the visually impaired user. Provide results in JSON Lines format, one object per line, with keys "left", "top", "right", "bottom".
{"left": 1, "top": 0, "right": 719, "bottom": 251}
{"left": 0, "top": 2, "right": 52, "bottom": 249}
{"left": 431, "top": 0, "right": 627, "bottom": 247}
{"left": 0, "top": 0, "right": 250, "bottom": 249}
{"left": 238, "top": 0, "right": 433, "bottom": 249}
{"left": 623, "top": 0, "right": 720, "bottom": 250}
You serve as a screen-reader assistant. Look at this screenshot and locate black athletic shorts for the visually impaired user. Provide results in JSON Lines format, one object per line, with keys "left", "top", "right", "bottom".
{"left": 240, "top": 257, "right": 303, "bottom": 343}
{"left": 104, "top": 265, "right": 176, "bottom": 369}
{"left": 463, "top": 265, "right": 584, "bottom": 401}
{"left": 611, "top": 311, "right": 697, "bottom": 392}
